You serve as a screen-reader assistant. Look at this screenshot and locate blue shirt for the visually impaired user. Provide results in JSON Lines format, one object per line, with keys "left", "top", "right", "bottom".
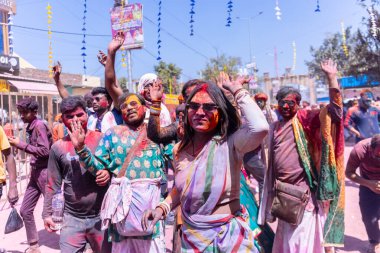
{"left": 345, "top": 105, "right": 380, "bottom": 142}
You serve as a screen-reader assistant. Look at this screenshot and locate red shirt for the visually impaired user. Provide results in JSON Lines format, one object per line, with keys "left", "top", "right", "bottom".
{"left": 347, "top": 138, "right": 380, "bottom": 180}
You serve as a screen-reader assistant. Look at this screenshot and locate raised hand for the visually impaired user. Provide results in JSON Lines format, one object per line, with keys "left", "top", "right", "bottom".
{"left": 52, "top": 61, "right": 62, "bottom": 83}
{"left": 218, "top": 71, "right": 250, "bottom": 94}
{"left": 97, "top": 50, "right": 107, "bottom": 66}
{"left": 108, "top": 31, "right": 125, "bottom": 54}
{"left": 67, "top": 119, "right": 86, "bottom": 151}
{"left": 320, "top": 59, "right": 337, "bottom": 78}
{"left": 149, "top": 79, "right": 164, "bottom": 101}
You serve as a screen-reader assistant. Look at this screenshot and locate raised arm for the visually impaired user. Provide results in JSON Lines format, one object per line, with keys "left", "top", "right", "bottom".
{"left": 147, "top": 80, "right": 178, "bottom": 144}
{"left": 53, "top": 61, "right": 70, "bottom": 99}
{"left": 105, "top": 32, "right": 124, "bottom": 109}
{"left": 321, "top": 59, "right": 343, "bottom": 122}
{"left": 219, "top": 72, "right": 269, "bottom": 154}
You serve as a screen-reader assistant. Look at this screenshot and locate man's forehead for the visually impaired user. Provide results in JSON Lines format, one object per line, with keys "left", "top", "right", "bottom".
{"left": 124, "top": 95, "right": 141, "bottom": 104}
{"left": 281, "top": 94, "right": 298, "bottom": 101}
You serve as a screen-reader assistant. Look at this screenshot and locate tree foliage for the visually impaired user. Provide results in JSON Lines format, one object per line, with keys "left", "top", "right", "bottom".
{"left": 154, "top": 61, "right": 182, "bottom": 94}
{"left": 201, "top": 54, "right": 242, "bottom": 83}
{"left": 118, "top": 77, "right": 128, "bottom": 90}
{"left": 306, "top": 7, "right": 380, "bottom": 82}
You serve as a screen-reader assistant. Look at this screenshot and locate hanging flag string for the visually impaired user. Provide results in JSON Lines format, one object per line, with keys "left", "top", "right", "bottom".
{"left": 190, "top": 0, "right": 195, "bottom": 36}
{"left": 341, "top": 21, "right": 349, "bottom": 58}
{"left": 47, "top": 3, "right": 53, "bottom": 77}
{"left": 157, "top": 0, "right": 162, "bottom": 60}
{"left": 81, "top": 0, "right": 87, "bottom": 77}
{"left": 226, "top": 0, "right": 233, "bottom": 27}
{"left": 315, "top": 0, "right": 321, "bottom": 12}
{"left": 369, "top": 6, "right": 378, "bottom": 37}
{"left": 8, "top": 11, "right": 14, "bottom": 56}
{"left": 275, "top": 0, "right": 281, "bottom": 20}
{"left": 292, "top": 41, "right": 296, "bottom": 72}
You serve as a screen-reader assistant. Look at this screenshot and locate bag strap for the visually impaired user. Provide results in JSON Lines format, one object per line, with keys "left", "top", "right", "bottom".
{"left": 117, "top": 125, "right": 147, "bottom": 178}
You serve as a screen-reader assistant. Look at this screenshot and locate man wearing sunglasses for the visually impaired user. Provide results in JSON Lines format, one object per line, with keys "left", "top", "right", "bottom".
{"left": 345, "top": 89, "right": 380, "bottom": 143}
{"left": 87, "top": 87, "right": 123, "bottom": 133}
{"left": 259, "top": 59, "right": 345, "bottom": 253}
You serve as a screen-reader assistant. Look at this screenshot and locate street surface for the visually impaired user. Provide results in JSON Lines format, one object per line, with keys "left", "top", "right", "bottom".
{"left": 0, "top": 146, "right": 372, "bottom": 252}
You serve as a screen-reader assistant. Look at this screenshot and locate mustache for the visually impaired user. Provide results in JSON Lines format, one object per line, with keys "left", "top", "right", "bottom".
{"left": 126, "top": 109, "right": 138, "bottom": 116}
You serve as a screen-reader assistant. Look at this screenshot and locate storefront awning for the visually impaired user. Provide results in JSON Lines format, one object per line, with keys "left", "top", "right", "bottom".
{"left": 8, "top": 80, "right": 59, "bottom": 95}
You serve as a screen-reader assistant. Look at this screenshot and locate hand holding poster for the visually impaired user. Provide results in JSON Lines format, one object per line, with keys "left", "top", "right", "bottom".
{"left": 110, "top": 3, "right": 143, "bottom": 50}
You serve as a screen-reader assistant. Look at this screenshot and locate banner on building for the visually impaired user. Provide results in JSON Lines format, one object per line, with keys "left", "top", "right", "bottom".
{"left": 110, "top": 3, "right": 143, "bottom": 50}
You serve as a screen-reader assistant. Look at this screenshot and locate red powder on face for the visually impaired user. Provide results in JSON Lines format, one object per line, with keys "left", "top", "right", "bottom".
{"left": 200, "top": 83, "right": 208, "bottom": 92}
{"left": 99, "top": 100, "right": 108, "bottom": 108}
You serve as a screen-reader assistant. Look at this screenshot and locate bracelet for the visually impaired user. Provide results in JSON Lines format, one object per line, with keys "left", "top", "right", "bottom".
{"left": 156, "top": 201, "right": 171, "bottom": 218}
{"left": 75, "top": 145, "right": 87, "bottom": 154}
{"left": 232, "top": 88, "right": 244, "bottom": 97}
{"left": 151, "top": 102, "right": 161, "bottom": 108}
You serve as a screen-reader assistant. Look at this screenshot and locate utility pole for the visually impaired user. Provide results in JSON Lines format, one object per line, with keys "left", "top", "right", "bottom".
{"left": 114, "top": 0, "right": 134, "bottom": 92}
{"left": 236, "top": 11, "right": 263, "bottom": 87}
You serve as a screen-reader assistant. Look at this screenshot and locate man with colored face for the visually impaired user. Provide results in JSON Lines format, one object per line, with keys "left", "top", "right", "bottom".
{"left": 259, "top": 59, "right": 345, "bottom": 253}
{"left": 7, "top": 97, "right": 52, "bottom": 253}
{"left": 345, "top": 89, "right": 380, "bottom": 143}
{"left": 87, "top": 87, "right": 123, "bottom": 133}
{"left": 346, "top": 134, "right": 380, "bottom": 253}
{"left": 71, "top": 93, "right": 167, "bottom": 253}
{"left": 42, "top": 96, "right": 111, "bottom": 253}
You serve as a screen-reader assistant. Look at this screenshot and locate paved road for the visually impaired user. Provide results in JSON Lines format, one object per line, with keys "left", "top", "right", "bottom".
{"left": 0, "top": 146, "right": 372, "bottom": 252}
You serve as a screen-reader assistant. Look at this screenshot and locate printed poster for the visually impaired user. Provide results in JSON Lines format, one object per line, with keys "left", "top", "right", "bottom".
{"left": 110, "top": 3, "right": 143, "bottom": 50}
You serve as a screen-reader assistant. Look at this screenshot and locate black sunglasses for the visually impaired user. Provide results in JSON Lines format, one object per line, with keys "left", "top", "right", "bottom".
{"left": 279, "top": 100, "right": 296, "bottom": 107}
{"left": 186, "top": 102, "right": 218, "bottom": 112}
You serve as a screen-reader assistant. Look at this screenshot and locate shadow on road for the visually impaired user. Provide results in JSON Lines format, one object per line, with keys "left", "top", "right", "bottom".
{"left": 38, "top": 229, "right": 60, "bottom": 250}
{"left": 345, "top": 180, "right": 359, "bottom": 189}
{"left": 342, "top": 235, "right": 367, "bottom": 252}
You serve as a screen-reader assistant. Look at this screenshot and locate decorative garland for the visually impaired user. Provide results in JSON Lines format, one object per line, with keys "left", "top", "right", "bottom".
{"left": 292, "top": 41, "right": 296, "bottom": 72}
{"left": 81, "top": 0, "right": 87, "bottom": 77}
{"left": 190, "top": 0, "right": 195, "bottom": 36}
{"left": 315, "top": 0, "right": 321, "bottom": 12}
{"left": 8, "top": 11, "right": 14, "bottom": 55}
{"left": 157, "top": 0, "right": 162, "bottom": 60}
{"left": 369, "top": 6, "right": 378, "bottom": 37}
{"left": 341, "top": 21, "right": 349, "bottom": 57}
{"left": 226, "top": 0, "right": 233, "bottom": 27}
{"left": 275, "top": 0, "right": 281, "bottom": 20}
{"left": 47, "top": 3, "right": 53, "bottom": 77}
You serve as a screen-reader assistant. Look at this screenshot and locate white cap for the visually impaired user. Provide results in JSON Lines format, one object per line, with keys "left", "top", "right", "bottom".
{"left": 137, "top": 73, "right": 158, "bottom": 93}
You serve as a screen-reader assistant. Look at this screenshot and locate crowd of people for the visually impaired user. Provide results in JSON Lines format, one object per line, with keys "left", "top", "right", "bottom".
{"left": 0, "top": 31, "right": 379, "bottom": 253}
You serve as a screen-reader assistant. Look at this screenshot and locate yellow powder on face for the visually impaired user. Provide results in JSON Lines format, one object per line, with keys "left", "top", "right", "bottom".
{"left": 124, "top": 95, "right": 142, "bottom": 107}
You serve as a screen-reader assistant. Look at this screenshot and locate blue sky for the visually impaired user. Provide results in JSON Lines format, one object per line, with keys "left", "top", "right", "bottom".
{"left": 13, "top": 0, "right": 368, "bottom": 82}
